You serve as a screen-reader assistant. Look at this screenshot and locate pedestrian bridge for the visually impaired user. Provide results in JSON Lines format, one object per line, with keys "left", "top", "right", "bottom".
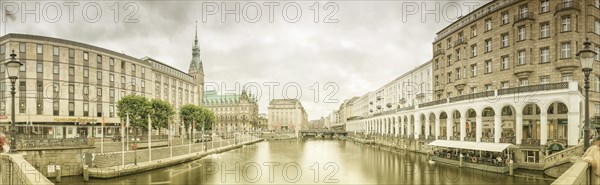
{"left": 299, "top": 130, "right": 347, "bottom": 137}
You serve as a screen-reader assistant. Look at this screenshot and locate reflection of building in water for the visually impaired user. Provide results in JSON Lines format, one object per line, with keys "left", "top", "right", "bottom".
{"left": 203, "top": 89, "right": 259, "bottom": 135}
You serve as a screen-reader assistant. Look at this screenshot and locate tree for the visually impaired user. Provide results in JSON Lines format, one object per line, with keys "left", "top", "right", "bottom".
{"left": 116, "top": 94, "right": 151, "bottom": 130}
{"left": 200, "top": 108, "right": 215, "bottom": 131}
{"left": 180, "top": 104, "right": 201, "bottom": 132}
{"left": 149, "top": 99, "right": 175, "bottom": 130}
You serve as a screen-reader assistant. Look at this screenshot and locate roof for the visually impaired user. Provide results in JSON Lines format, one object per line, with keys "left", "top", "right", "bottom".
{"left": 203, "top": 90, "right": 241, "bottom": 103}
{"left": 428, "top": 140, "right": 514, "bottom": 152}
{"left": 269, "top": 99, "right": 300, "bottom": 105}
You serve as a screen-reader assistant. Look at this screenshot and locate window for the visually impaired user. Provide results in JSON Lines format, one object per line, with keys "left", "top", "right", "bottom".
{"left": 471, "top": 26, "right": 477, "bottom": 37}
{"left": 83, "top": 52, "right": 89, "bottom": 60}
{"left": 456, "top": 49, "right": 461, "bottom": 61}
{"left": 518, "top": 50, "right": 526, "bottom": 65}
{"left": 485, "top": 84, "right": 493, "bottom": 91}
{"left": 540, "top": 76, "right": 550, "bottom": 84}
{"left": 36, "top": 44, "right": 43, "bottom": 54}
{"left": 596, "top": 46, "right": 600, "bottom": 61}
{"left": 519, "top": 5, "right": 528, "bottom": 17}
{"left": 447, "top": 38, "right": 452, "bottom": 49}
{"left": 485, "top": 39, "right": 492, "bottom": 52}
{"left": 68, "top": 49, "right": 74, "bottom": 58}
{"left": 471, "top": 87, "right": 477, "bottom": 94}
{"left": 19, "top": 43, "right": 26, "bottom": 53}
{"left": 53, "top": 83, "right": 59, "bottom": 92}
{"left": 562, "top": 74, "right": 573, "bottom": 82}
{"left": 53, "top": 46, "right": 59, "bottom": 56}
{"left": 596, "top": 104, "right": 600, "bottom": 115}
{"left": 519, "top": 78, "right": 529, "bottom": 86}
{"left": 595, "top": 20, "right": 600, "bottom": 35}
{"left": 109, "top": 74, "right": 114, "bottom": 82}
{"left": 36, "top": 63, "right": 43, "bottom": 73}
{"left": 97, "top": 88, "right": 102, "bottom": 96}
{"left": 141, "top": 67, "right": 145, "bottom": 74}
{"left": 502, "top": 56, "right": 510, "bottom": 70}
{"left": 97, "top": 71, "right": 102, "bottom": 80}
{"left": 109, "top": 105, "right": 114, "bottom": 117}
{"left": 485, "top": 60, "right": 492, "bottom": 73}
{"left": 501, "top": 12, "right": 509, "bottom": 25}
{"left": 518, "top": 26, "right": 526, "bottom": 41}
{"left": 485, "top": 19, "right": 492, "bottom": 31}
{"left": 447, "top": 55, "right": 451, "bottom": 66}
{"left": 69, "top": 66, "right": 74, "bottom": 76}
{"left": 83, "top": 68, "right": 89, "bottom": 78}
{"left": 447, "top": 72, "right": 452, "bottom": 84}
{"left": 97, "top": 55, "right": 102, "bottom": 64}
{"left": 561, "top": 16, "right": 570, "bottom": 32}
{"left": 83, "top": 103, "right": 89, "bottom": 115}
{"left": 540, "top": 23, "right": 550, "bottom": 38}
{"left": 0, "top": 44, "right": 4, "bottom": 55}
{"left": 83, "top": 86, "right": 89, "bottom": 95}
{"left": 19, "top": 63, "right": 25, "bottom": 72}
{"left": 141, "top": 80, "right": 145, "bottom": 88}
{"left": 131, "top": 64, "right": 136, "bottom": 72}
{"left": 596, "top": 76, "right": 600, "bottom": 91}
{"left": 501, "top": 33, "right": 509, "bottom": 47}
{"left": 110, "top": 89, "right": 115, "bottom": 98}
{"left": 540, "top": 0, "right": 549, "bottom": 13}
{"left": 501, "top": 81, "right": 510, "bottom": 89}
{"left": 471, "top": 45, "right": 477, "bottom": 57}
{"left": 471, "top": 64, "right": 477, "bottom": 77}
{"left": 68, "top": 102, "right": 74, "bottom": 114}
{"left": 109, "top": 58, "right": 114, "bottom": 66}
{"left": 540, "top": 48, "right": 550, "bottom": 63}
{"left": 455, "top": 68, "right": 461, "bottom": 80}
{"left": 561, "top": 43, "right": 571, "bottom": 58}
{"left": 69, "top": 85, "right": 74, "bottom": 93}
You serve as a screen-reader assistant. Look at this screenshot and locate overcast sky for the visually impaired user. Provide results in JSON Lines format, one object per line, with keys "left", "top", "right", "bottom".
{"left": 2, "top": 0, "right": 490, "bottom": 120}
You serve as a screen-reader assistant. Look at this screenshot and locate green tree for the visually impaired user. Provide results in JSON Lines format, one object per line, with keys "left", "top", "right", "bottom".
{"left": 180, "top": 104, "right": 201, "bottom": 132}
{"left": 199, "top": 108, "right": 215, "bottom": 131}
{"left": 116, "top": 94, "right": 151, "bottom": 130}
{"left": 149, "top": 99, "right": 175, "bottom": 130}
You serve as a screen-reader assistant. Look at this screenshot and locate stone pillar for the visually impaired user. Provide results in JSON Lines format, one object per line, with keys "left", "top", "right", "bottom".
{"left": 568, "top": 111, "right": 579, "bottom": 146}
{"left": 415, "top": 115, "right": 421, "bottom": 138}
{"left": 425, "top": 116, "right": 430, "bottom": 138}
{"left": 494, "top": 114, "right": 501, "bottom": 143}
{"left": 540, "top": 113, "right": 548, "bottom": 145}
{"left": 460, "top": 116, "right": 466, "bottom": 141}
{"left": 401, "top": 117, "right": 405, "bottom": 136}
{"left": 435, "top": 117, "right": 440, "bottom": 139}
{"left": 408, "top": 118, "right": 413, "bottom": 137}
{"left": 516, "top": 114, "right": 523, "bottom": 145}
{"left": 395, "top": 117, "right": 400, "bottom": 137}
{"left": 446, "top": 117, "right": 452, "bottom": 140}
{"left": 476, "top": 115, "right": 482, "bottom": 142}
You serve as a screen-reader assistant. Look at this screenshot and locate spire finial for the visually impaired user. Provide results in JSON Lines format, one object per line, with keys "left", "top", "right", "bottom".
{"left": 194, "top": 20, "right": 198, "bottom": 45}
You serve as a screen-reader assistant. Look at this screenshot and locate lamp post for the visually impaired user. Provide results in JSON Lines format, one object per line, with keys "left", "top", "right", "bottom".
{"left": 578, "top": 39, "right": 598, "bottom": 151}
{"left": 4, "top": 50, "right": 23, "bottom": 153}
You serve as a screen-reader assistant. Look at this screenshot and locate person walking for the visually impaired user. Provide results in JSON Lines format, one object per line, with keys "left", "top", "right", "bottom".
{"left": 583, "top": 135, "right": 600, "bottom": 184}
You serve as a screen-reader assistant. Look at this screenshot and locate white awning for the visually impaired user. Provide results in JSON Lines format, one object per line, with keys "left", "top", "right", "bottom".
{"left": 428, "top": 140, "right": 514, "bottom": 152}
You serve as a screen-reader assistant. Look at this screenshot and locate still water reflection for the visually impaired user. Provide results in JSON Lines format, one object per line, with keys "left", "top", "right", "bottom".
{"left": 73, "top": 140, "right": 553, "bottom": 184}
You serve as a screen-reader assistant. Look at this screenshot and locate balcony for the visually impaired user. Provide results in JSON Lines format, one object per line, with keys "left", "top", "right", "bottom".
{"left": 433, "top": 49, "right": 445, "bottom": 57}
{"left": 449, "top": 91, "right": 494, "bottom": 103}
{"left": 512, "top": 64, "right": 534, "bottom": 78}
{"left": 386, "top": 103, "right": 392, "bottom": 108}
{"left": 514, "top": 12, "right": 535, "bottom": 23}
{"left": 556, "top": 1, "right": 580, "bottom": 13}
{"left": 450, "top": 136, "right": 460, "bottom": 141}
{"left": 521, "top": 138, "right": 541, "bottom": 147}
{"left": 434, "top": 85, "right": 445, "bottom": 93}
{"left": 419, "top": 98, "right": 447, "bottom": 108}
{"left": 427, "top": 135, "right": 436, "bottom": 140}
{"left": 554, "top": 59, "right": 579, "bottom": 73}
{"left": 498, "top": 82, "right": 568, "bottom": 96}
{"left": 453, "top": 38, "right": 467, "bottom": 47}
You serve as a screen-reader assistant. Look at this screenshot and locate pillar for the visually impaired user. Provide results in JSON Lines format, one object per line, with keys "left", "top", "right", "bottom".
{"left": 516, "top": 114, "right": 523, "bottom": 145}
{"left": 446, "top": 117, "right": 452, "bottom": 140}
{"left": 401, "top": 117, "right": 405, "bottom": 136}
{"left": 435, "top": 117, "right": 440, "bottom": 139}
{"left": 460, "top": 115, "right": 466, "bottom": 141}
{"left": 425, "top": 116, "right": 431, "bottom": 138}
{"left": 476, "top": 115, "right": 482, "bottom": 142}
{"left": 568, "top": 111, "right": 579, "bottom": 146}
{"left": 415, "top": 115, "right": 421, "bottom": 138}
{"left": 494, "top": 114, "right": 501, "bottom": 143}
{"left": 395, "top": 117, "right": 400, "bottom": 137}
{"left": 540, "top": 113, "right": 548, "bottom": 145}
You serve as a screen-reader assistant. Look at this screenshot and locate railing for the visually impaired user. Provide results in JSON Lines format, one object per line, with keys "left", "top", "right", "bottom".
{"left": 551, "top": 161, "right": 589, "bottom": 185}
{"left": 398, "top": 105, "right": 414, "bottom": 111}
{"left": 556, "top": 1, "right": 580, "bottom": 12}
{"left": 482, "top": 137, "right": 494, "bottom": 143}
{"left": 0, "top": 154, "right": 54, "bottom": 185}
{"left": 544, "top": 144, "right": 583, "bottom": 169}
{"left": 18, "top": 138, "right": 90, "bottom": 149}
{"left": 453, "top": 38, "right": 467, "bottom": 47}
{"left": 465, "top": 137, "right": 476, "bottom": 142}
{"left": 450, "top": 136, "right": 460, "bottom": 141}
{"left": 418, "top": 135, "right": 425, "bottom": 139}
{"left": 514, "top": 12, "right": 535, "bottom": 23}
{"left": 419, "top": 98, "right": 447, "bottom": 108}
{"left": 437, "top": 136, "right": 445, "bottom": 139}
{"left": 427, "top": 135, "right": 435, "bottom": 140}
{"left": 449, "top": 91, "right": 494, "bottom": 103}
{"left": 500, "top": 137, "right": 515, "bottom": 144}
{"left": 498, "top": 82, "right": 568, "bottom": 96}
{"left": 433, "top": 49, "right": 444, "bottom": 57}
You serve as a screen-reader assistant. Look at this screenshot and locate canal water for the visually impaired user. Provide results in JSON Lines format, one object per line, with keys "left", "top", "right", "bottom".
{"left": 68, "top": 139, "right": 554, "bottom": 184}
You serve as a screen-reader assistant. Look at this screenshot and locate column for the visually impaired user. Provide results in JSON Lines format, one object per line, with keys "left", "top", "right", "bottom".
{"left": 400, "top": 117, "right": 405, "bottom": 136}
{"left": 460, "top": 116, "right": 466, "bottom": 141}
{"left": 568, "top": 111, "right": 579, "bottom": 146}
{"left": 515, "top": 114, "right": 523, "bottom": 145}
{"left": 494, "top": 114, "right": 501, "bottom": 143}
{"left": 476, "top": 115, "right": 482, "bottom": 142}
{"left": 395, "top": 117, "right": 400, "bottom": 137}
{"left": 435, "top": 117, "right": 440, "bottom": 139}
{"left": 408, "top": 118, "right": 413, "bottom": 137}
{"left": 540, "top": 113, "right": 548, "bottom": 145}
{"left": 446, "top": 117, "right": 452, "bottom": 140}
{"left": 425, "top": 116, "right": 431, "bottom": 138}
{"left": 414, "top": 115, "right": 420, "bottom": 138}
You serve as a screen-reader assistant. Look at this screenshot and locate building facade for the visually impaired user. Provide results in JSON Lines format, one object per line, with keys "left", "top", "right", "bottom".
{"left": 203, "top": 89, "right": 259, "bottom": 135}
{"left": 267, "top": 99, "right": 308, "bottom": 132}
{"left": 344, "top": 0, "right": 600, "bottom": 167}
{"left": 0, "top": 32, "right": 205, "bottom": 138}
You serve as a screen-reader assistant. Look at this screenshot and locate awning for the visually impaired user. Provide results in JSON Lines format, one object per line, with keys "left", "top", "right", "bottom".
{"left": 428, "top": 140, "right": 515, "bottom": 152}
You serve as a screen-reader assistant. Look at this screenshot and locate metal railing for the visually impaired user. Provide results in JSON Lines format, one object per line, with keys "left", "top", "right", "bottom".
{"left": 449, "top": 91, "right": 494, "bottom": 103}
{"left": 419, "top": 98, "right": 447, "bottom": 108}
{"left": 498, "top": 82, "right": 568, "bottom": 96}
{"left": 514, "top": 12, "right": 535, "bottom": 23}
{"left": 556, "top": 1, "right": 580, "bottom": 12}
{"left": 521, "top": 138, "right": 540, "bottom": 146}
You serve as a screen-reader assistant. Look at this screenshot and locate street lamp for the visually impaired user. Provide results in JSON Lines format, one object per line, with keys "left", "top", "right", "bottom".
{"left": 4, "top": 50, "right": 23, "bottom": 153}
{"left": 578, "top": 39, "right": 598, "bottom": 151}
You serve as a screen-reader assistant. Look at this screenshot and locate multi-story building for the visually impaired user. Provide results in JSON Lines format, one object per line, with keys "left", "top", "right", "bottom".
{"left": 203, "top": 89, "right": 259, "bottom": 135}
{"left": 345, "top": 0, "right": 600, "bottom": 168}
{"left": 0, "top": 31, "right": 205, "bottom": 138}
{"left": 267, "top": 99, "right": 308, "bottom": 132}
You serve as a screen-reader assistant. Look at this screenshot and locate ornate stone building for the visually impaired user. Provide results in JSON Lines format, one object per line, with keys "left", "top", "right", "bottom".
{"left": 203, "top": 89, "right": 259, "bottom": 136}
{"left": 268, "top": 99, "right": 308, "bottom": 132}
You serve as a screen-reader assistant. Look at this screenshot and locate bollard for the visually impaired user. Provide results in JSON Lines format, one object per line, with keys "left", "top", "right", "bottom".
{"left": 56, "top": 165, "right": 62, "bottom": 183}
{"left": 83, "top": 165, "right": 89, "bottom": 182}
